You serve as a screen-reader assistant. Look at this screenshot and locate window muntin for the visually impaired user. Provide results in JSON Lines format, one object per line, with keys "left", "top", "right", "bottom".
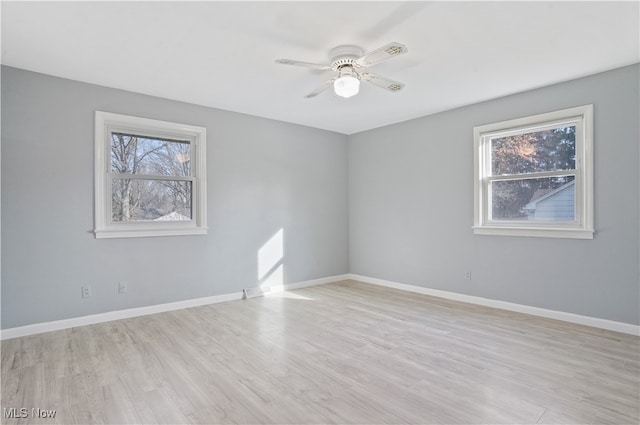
{"left": 474, "top": 105, "right": 593, "bottom": 239}
{"left": 95, "top": 112, "right": 207, "bottom": 238}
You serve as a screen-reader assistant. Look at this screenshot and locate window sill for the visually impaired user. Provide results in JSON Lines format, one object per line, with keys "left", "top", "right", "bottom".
{"left": 473, "top": 226, "right": 594, "bottom": 239}
{"left": 94, "top": 227, "right": 208, "bottom": 239}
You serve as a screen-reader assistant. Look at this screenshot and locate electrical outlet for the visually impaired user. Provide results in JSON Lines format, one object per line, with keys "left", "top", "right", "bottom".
{"left": 465, "top": 272, "right": 472, "bottom": 280}
{"left": 118, "top": 282, "right": 128, "bottom": 294}
{"left": 81, "top": 286, "right": 92, "bottom": 298}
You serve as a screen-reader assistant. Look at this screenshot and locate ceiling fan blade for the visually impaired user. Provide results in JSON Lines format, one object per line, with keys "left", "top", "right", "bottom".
{"left": 305, "top": 77, "right": 337, "bottom": 98}
{"left": 361, "top": 72, "right": 405, "bottom": 93}
{"left": 355, "top": 42, "right": 408, "bottom": 68}
{"left": 275, "top": 59, "right": 332, "bottom": 71}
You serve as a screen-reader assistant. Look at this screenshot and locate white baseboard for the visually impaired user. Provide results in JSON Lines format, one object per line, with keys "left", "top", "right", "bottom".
{"left": 280, "top": 274, "right": 350, "bottom": 291}
{"left": 0, "top": 274, "right": 349, "bottom": 340}
{"left": 5, "top": 273, "right": 634, "bottom": 339}
{"left": 348, "top": 274, "right": 640, "bottom": 336}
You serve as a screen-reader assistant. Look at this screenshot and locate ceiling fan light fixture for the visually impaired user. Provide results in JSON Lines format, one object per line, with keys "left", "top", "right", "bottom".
{"left": 334, "top": 67, "right": 360, "bottom": 98}
{"left": 334, "top": 76, "right": 359, "bottom": 98}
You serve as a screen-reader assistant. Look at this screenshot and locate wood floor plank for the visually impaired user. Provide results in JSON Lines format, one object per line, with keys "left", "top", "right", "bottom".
{"left": 1, "top": 280, "right": 638, "bottom": 424}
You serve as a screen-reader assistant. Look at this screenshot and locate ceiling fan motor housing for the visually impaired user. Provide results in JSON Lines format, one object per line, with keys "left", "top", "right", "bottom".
{"left": 329, "top": 45, "right": 364, "bottom": 70}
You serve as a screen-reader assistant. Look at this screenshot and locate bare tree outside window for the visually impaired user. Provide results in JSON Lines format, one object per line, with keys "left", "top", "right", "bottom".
{"left": 110, "top": 133, "right": 192, "bottom": 222}
{"left": 489, "top": 126, "right": 576, "bottom": 220}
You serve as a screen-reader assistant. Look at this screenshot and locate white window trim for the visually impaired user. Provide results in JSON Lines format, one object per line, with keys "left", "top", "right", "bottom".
{"left": 94, "top": 111, "right": 207, "bottom": 239}
{"left": 473, "top": 105, "right": 594, "bottom": 239}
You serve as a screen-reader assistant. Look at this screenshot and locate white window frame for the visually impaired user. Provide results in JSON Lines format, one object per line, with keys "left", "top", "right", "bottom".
{"left": 94, "top": 111, "right": 207, "bottom": 239}
{"left": 473, "top": 105, "right": 594, "bottom": 239}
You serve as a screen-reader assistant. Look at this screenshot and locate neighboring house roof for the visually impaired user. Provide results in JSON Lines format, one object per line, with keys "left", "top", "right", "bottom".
{"left": 528, "top": 188, "right": 554, "bottom": 204}
{"left": 524, "top": 180, "right": 575, "bottom": 210}
{"left": 153, "top": 212, "right": 190, "bottom": 221}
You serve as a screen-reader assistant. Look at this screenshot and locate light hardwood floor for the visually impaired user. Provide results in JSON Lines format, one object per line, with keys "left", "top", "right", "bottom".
{"left": 1, "top": 280, "right": 639, "bottom": 424}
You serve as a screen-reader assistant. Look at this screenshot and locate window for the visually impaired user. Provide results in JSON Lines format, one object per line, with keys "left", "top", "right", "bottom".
{"left": 94, "top": 111, "right": 207, "bottom": 238}
{"left": 473, "top": 105, "right": 593, "bottom": 239}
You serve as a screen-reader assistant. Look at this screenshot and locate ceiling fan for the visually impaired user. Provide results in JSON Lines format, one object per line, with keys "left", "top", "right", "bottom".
{"left": 275, "top": 42, "right": 408, "bottom": 99}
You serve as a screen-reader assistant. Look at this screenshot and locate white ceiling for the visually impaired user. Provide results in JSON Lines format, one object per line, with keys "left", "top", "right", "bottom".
{"left": 2, "top": 1, "right": 638, "bottom": 135}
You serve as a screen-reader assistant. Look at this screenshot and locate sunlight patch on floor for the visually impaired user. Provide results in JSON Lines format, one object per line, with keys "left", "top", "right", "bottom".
{"left": 265, "top": 290, "right": 313, "bottom": 301}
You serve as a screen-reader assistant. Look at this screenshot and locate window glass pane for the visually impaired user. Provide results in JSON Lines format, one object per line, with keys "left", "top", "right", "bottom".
{"left": 112, "top": 179, "right": 192, "bottom": 222}
{"left": 491, "top": 126, "right": 576, "bottom": 175}
{"left": 110, "top": 133, "right": 191, "bottom": 177}
{"left": 491, "top": 176, "right": 575, "bottom": 221}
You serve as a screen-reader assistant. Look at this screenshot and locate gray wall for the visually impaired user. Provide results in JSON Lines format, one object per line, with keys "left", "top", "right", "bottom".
{"left": 3, "top": 64, "right": 638, "bottom": 330}
{"left": 349, "top": 64, "right": 640, "bottom": 326}
{"left": 1, "top": 66, "right": 349, "bottom": 329}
